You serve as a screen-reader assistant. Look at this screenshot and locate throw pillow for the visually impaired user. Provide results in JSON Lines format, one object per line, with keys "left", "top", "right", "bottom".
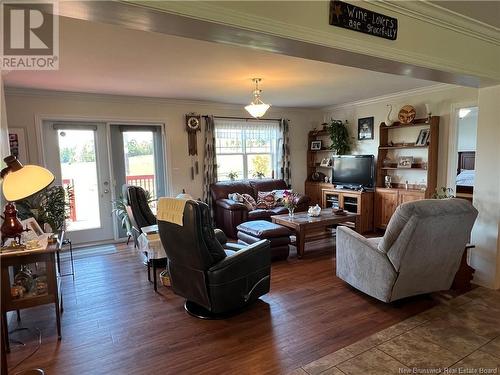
{"left": 256, "top": 191, "right": 276, "bottom": 209}
{"left": 241, "top": 193, "right": 257, "bottom": 210}
{"left": 273, "top": 189, "right": 287, "bottom": 206}
{"left": 228, "top": 192, "right": 244, "bottom": 203}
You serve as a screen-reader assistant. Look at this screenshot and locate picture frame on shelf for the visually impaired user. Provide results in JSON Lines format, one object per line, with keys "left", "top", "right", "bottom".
{"left": 397, "top": 156, "right": 414, "bottom": 169}
{"left": 357, "top": 117, "right": 374, "bottom": 140}
{"left": 320, "top": 157, "right": 332, "bottom": 167}
{"left": 310, "top": 140, "right": 322, "bottom": 150}
{"left": 20, "top": 218, "right": 45, "bottom": 242}
{"left": 415, "top": 129, "right": 430, "bottom": 146}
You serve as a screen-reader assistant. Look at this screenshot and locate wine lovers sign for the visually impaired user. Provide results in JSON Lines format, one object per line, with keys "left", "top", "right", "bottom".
{"left": 329, "top": 0, "right": 398, "bottom": 41}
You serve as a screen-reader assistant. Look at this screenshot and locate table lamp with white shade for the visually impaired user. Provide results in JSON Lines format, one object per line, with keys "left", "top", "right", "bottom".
{"left": 1, "top": 155, "right": 54, "bottom": 246}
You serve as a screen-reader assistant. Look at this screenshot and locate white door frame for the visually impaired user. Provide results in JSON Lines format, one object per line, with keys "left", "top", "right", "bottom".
{"left": 446, "top": 101, "right": 477, "bottom": 190}
{"left": 34, "top": 114, "right": 172, "bottom": 242}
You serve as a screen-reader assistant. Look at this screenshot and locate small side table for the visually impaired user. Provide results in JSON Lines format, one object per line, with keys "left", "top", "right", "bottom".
{"left": 139, "top": 225, "right": 168, "bottom": 292}
{"left": 55, "top": 232, "right": 75, "bottom": 279}
{"left": 1, "top": 236, "right": 62, "bottom": 355}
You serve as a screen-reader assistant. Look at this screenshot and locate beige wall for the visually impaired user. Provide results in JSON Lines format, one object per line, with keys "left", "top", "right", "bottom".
{"left": 471, "top": 85, "right": 500, "bottom": 289}
{"left": 4, "top": 89, "right": 321, "bottom": 199}
{"left": 322, "top": 85, "right": 478, "bottom": 188}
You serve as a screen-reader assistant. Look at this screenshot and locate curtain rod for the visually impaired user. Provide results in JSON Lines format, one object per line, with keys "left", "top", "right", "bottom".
{"left": 202, "top": 115, "right": 288, "bottom": 122}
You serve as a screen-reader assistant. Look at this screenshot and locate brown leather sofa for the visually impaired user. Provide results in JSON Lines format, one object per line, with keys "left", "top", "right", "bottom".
{"left": 210, "top": 179, "right": 310, "bottom": 238}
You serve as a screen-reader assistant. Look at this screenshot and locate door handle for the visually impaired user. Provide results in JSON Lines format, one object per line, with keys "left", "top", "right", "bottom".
{"left": 103, "top": 189, "right": 110, "bottom": 194}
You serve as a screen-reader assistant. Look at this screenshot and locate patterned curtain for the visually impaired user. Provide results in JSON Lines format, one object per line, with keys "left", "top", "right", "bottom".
{"left": 203, "top": 115, "right": 218, "bottom": 221}
{"left": 279, "top": 118, "right": 291, "bottom": 187}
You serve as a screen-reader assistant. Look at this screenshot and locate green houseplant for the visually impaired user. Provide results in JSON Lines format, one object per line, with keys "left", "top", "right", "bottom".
{"left": 228, "top": 171, "right": 239, "bottom": 181}
{"left": 112, "top": 194, "right": 133, "bottom": 235}
{"left": 327, "top": 119, "right": 351, "bottom": 155}
{"left": 16, "top": 185, "right": 73, "bottom": 232}
{"left": 432, "top": 187, "right": 455, "bottom": 199}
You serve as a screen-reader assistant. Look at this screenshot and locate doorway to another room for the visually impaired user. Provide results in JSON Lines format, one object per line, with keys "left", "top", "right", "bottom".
{"left": 448, "top": 106, "right": 478, "bottom": 202}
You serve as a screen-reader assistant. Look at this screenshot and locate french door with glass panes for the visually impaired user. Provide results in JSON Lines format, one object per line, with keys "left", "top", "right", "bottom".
{"left": 42, "top": 122, "right": 114, "bottom": 244}
{"left": 42, "top": 121, "right": 166, "bottom": 245}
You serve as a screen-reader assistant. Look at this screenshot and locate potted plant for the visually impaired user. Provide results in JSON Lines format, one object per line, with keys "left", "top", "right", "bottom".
{"left": 432, "top": 187, "right": 455, "bottom": 199}
{"left": 112, "top": 195, "right": 133, "bottom": 237}
{"left": 228, "top": 171, "right": 239, "bottom": 181}
{"left": 327, "top": 119, "right": 351, "bottom": 155}
{"left": 16, "top": 185, "right": 73, "bottom": 232}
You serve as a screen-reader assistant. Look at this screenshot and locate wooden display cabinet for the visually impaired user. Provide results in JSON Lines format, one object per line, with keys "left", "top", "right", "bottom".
{"left": 375, "top": 188, "right": 426, "bottom": 229}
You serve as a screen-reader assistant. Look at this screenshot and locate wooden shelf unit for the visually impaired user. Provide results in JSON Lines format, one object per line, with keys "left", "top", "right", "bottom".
{"left": 376, "top": 116, "right": 439, "bottom": 198}
{"left": 375, "top": 116, "right": 439, "bottom": 229}
{"left": 321, "top": 188, "right": 374, "bottom": 233}
{"left": 306, "top": 129, "right": 334, "bottom": 184}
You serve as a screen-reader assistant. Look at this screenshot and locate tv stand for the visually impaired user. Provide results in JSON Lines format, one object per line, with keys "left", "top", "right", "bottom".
{"left": 321, "top": 188, "right": 373, "bottom": 233}
{"left": 335, "top": 185, "right": 372, "bottom": 192}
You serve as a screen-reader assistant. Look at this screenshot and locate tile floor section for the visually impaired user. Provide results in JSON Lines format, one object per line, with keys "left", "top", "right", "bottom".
{"left": 291, "top": 287, "right": 500, "bottom": 375}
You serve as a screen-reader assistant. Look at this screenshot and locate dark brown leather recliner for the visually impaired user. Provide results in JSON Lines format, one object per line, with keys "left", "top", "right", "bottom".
{"left": 210, "top": 179, "right": 310, "bottom": 238}
{"left": 126, "top": 185, "right": 156, "bottom": 229}
{"left": 157, "top": 199, "right": 271, "bottom": 318}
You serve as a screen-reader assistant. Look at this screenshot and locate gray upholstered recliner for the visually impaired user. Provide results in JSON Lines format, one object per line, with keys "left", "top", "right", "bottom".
{"left": 336, "top": 199, "right": 478, "bottom": 302}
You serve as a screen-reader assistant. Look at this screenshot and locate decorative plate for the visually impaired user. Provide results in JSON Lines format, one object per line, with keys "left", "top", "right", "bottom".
{"left": 398, "top": 105, "right": 416, "bottom": 124}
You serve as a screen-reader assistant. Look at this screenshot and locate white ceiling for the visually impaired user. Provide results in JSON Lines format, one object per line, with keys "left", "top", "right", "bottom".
{"left": 4, "top": 17, "right": 439, "bottom": 108}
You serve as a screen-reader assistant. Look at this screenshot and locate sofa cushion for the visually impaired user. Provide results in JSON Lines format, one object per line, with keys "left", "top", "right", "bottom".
{"left": 270, "top": 206, "right": 288, "bottom": 215}
{"left": 248, "top": 209, "right": 272, "bottom": 220}
{"left": 237, "top": 220, "right": 292, "bottom": 238}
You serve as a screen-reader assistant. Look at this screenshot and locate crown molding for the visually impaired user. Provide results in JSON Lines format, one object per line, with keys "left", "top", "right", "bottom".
{"left": 3, "top": 87, "right": 319, "bottom": 114}
{"left": 127, "top": 1, "right": 499, "bottom": 81}
{"left": 321, "top": 83, "right": 465, "bottom": 111}
{"left": 374, "top": 1, "right": 500, "bottom": 46}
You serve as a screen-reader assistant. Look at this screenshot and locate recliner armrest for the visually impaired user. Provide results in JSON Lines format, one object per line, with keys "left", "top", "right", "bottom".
{"left": 215, "top": 199, "right": 248, "bottom": 211}
{"left": 208, "top": 240, "right": 271, "bottom": 283}
{"left": 214, "top": 228, "right": 227, "bottom": 245}
{"left": 336, "top": 226, "right": 397, "bottom": 302}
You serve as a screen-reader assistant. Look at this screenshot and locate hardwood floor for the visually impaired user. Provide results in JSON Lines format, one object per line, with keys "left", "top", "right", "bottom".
{"left": 5, "top": 238, "right": 438, "bottom": 374}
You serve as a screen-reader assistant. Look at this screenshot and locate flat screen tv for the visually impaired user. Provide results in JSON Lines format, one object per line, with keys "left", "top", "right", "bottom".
{"left": 331, "top": 155, "right": 375, "bottom": 188}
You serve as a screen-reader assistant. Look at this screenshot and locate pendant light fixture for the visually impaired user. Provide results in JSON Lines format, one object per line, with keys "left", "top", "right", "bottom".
{"left": 244, "top": 78, "right": 271, "bottom": 119}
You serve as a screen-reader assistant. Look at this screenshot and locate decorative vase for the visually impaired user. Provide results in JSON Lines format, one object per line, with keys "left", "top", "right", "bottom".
{"left": 385, "top": 104, "right": 394, "bottom": 126}
{"left": 288, "top": 208, "right": 295, "bottom": 217}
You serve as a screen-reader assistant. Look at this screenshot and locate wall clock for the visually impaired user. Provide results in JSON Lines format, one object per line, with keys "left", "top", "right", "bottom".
{"left": 185, "top": 113, "right": 201, "bottom": 156}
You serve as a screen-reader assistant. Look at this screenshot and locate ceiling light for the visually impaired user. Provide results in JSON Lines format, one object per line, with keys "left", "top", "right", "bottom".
{"left": 459, "top": 108, "right": 471, "bottom": 119}
{"left": 245, "top": 78, "right": 270, "bottom": 119}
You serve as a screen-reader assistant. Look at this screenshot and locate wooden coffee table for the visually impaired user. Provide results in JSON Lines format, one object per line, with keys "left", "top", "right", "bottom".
{"left": 271, "top": 209, "right": 359, "bottom": 259}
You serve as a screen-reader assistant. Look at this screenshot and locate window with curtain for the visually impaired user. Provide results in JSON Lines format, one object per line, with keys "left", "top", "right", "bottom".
{"left": 215, "top": 119, "right": 282, "bottom": 181}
